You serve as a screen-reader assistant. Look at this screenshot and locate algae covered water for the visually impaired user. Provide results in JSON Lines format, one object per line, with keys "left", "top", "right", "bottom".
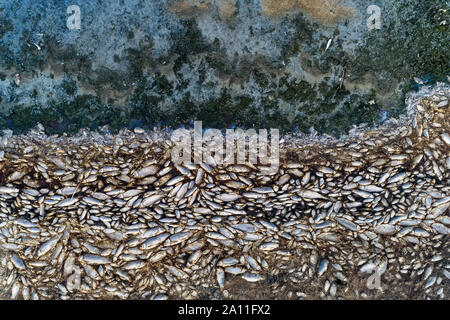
{"left": 0, "top": 0, "right": 448, "bottom": 136}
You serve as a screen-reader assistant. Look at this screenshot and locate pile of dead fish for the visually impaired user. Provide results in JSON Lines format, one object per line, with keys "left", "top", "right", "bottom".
{"left": 0, "top": 85, "right": 448, "bottom": 300}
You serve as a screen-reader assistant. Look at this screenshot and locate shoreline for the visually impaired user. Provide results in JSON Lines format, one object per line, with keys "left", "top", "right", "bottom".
{"left": 0, "top": 84, "right": 448, "bottom": 300}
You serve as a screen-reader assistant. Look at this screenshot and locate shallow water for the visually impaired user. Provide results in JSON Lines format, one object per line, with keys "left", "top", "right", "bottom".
{"left": 0, "top": 0, "right": 448, "bottom": 136}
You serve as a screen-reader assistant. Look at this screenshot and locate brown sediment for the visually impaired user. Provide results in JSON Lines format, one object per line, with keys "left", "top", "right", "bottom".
{"left": 168, "top": 0, "right": 238, "bottom": 22}
{"left": 168, "top": 0, "right": 213, "bottom": 19}
{"left": 260, "top": 0, "right": 356, "bottom": 25}
{"left": 167, "top": 0, "right": 355, "bottom": 25}
{"left": 217, "top": 0, "right": 238, "bottom": 22}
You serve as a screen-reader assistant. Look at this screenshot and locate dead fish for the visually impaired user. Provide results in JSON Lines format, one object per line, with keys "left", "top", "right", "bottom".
{"left": 259, "top": 242, "right": 279, "bottom": 251}
{"left": 336, "top": 218, "right": 360, "bottom": 231}
{"left": 387, "top": 172, "right": 408, "bottom": 184}
{"left": 216, "top": 268, "right": 225, "bottom": 288}
{"left": 81, "top": 254, "right": 111, "bottom": 265}
{"left": 0, "top": 186, "right": 19, "bottom": 194}
{"left": 11, "top": 254, "right": 26, "bottom": 270}
{"left": 217, "top": 257, "right": 239, "bottom": 267}
{"left": 224, "top": 267, "right": 245, "bottom": 275}
{"left": 37, "top": 237, "right": 59, "bottom": 257}
{"left": 242, "top": 273, "right": 265, "bottom": 282}
{"left": 140, "top": 194, "right": 164, "bottom": 207}
{"left": 318, "top": 259, "right": 328, "bottom": 276}
{"left": 57, "top": 198, "right": 78, "bottom": 207}
{"left": 216, "top": 194, "right": 241, "bottom": 202}
{"left": 133, "top": 165, "right": 159, "bottom": 178}
{"left": 15, "top": 219, "right": 37, "bottom": 228}
{"left": 123, "top": 260, "right": 146, "bottom": 270}
{"left": 299, "top": 190, "right": 325, "bottom": 199}
{"left": 374, "top": 224, "right": 397, "bottom": 235}
{"left": 164, "top": 232, "right": 193, "bottom": 246}
{"left": 233, "top": 224, "right": 257, "bottom": 233}
{"left": 141, "top": 233, "right": 169, "bottom": 250}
